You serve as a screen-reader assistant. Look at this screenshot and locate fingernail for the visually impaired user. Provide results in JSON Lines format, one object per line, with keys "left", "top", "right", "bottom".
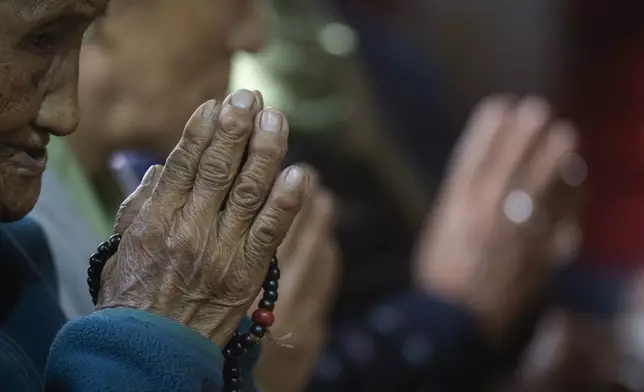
{"left": 519, "top": 96, "right": 549, "bottom": 124}
{"left": 201, "top": 99, "right": 218, "bottom": 119}
{"left": 141, "top": 165, "right": 158, "bottom": 184}
{"left": 260, "top": 109, "right": 282, "bottom": 132}
{"left": 285, "top": 166, "right": 304, "bottom": 188}
{"left": 231, "top": 89, "right": 255, "bottom": 110}
{"left": 561, "top": 153, "right": 587, "bottom": 187}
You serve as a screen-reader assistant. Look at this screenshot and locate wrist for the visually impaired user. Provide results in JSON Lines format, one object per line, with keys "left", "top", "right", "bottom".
{"left": 190, "top": 308, "right": 249, "bottom": 349}
{"left": 416, "top": 281, "right": 513, "bottom": 345}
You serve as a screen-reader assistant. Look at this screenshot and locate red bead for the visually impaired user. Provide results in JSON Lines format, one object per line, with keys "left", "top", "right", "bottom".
{"left": 251, "top": 309, "right": 275, "bottom": 327}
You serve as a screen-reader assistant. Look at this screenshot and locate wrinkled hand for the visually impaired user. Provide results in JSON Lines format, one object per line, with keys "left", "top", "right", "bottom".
{"left": 252, "top": 172, "right": 340, "bottom": 392}
{"left": 415, "top": 96, "right": 579, "bottom": 340}
{"left": 98, "top": 89, "right": 311, "bottom": 347}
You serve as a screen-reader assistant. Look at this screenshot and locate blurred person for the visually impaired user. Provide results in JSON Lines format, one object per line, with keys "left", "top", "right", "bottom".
{"left": 307, "top": 96, "right": 581, "bottom": 391}
{"left": 0, "top": 0, "right": 314, "bottom": 389}
{"left": 325, "top": 1, "right": 644, "bottom": 390}
{"left": 31, "top": 0, "right": 269, "bottom": 318}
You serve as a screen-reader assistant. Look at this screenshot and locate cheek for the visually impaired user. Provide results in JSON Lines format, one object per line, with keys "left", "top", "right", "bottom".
{"left": 0, "top": 54, "right": 46, "bottom": 131}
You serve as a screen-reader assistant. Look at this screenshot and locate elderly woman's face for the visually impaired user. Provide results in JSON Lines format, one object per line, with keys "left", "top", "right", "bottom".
{"left": 78, "top": 0, "right": 268, "bottom": 155}
{"left": 0, "top": 0, "right": 104, "bottom": 221}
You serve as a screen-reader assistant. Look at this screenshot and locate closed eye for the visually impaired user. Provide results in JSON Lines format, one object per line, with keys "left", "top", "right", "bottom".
{"left": 19, "top": 15, "right": 93, "bottom": 56}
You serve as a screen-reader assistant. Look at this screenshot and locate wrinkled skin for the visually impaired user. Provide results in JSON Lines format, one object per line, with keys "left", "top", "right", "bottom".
{"left": 99, "top": 89, "right": 311, "bottom": 346}
{"left": 115, "top": 147, "right": 340, "bottom": 391}
{"left": 415, "top": 97, "right": 579, "bottom": 340}
{"left": 0, "top": 0, "right": 106, "bottom": 221}
{"left": 76, "top": 0, "right": 267, "bottom": 157}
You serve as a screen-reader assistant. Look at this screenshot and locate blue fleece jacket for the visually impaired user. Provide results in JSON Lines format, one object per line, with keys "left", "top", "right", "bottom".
{"left": 46, "top": 309, "right": 260, "bottom": 392}
{"left": 0, "top": 218, "right": 259, "bottom": 392}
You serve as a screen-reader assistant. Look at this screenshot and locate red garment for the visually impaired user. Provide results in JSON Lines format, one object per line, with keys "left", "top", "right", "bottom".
{"left": 581, "top": 46, "right": 644, "bottom": 265}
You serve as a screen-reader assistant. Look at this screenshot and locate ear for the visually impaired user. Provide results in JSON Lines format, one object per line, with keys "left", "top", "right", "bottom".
{"left": 228, "top": 0, "right": 269, "bottom": 53}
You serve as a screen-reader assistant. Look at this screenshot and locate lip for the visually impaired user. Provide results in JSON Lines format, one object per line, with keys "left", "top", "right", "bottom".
{"left": 1, "top": 144, "right": 48, "bottom": 176}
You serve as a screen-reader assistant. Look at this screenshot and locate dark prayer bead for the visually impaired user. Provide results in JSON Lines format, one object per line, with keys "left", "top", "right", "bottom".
{"left": 108, "top": 234, "right": 121, "bottom": 249}
{"left": 258, "top": 299, "right": 274, "bottom": 311}
{"left": 89, "top": 267, "right": 102, "bottom": 280}
{"left": 228, "top": 378, "right": 241, "bottom": 388}
{"left": 225, "top": 365, "right": 241, "bottom": 378}
{"left": 240, "top": 333, "right": 259, "bottom": 349}
{"left": 97, "top": 242, "right": 111, "bottom": 257}
{"left": 249, "top": 324, "right": 265, "bottom": 338}
{"left": 267, "top": 266, "right": 280, "bottom": 280}
{"left": 262, "top": 280, "right": 278, "bottom": 291}
{"left": 229, "top": 342, "right": 245, "bottom": 357}
{"left": 89, "top": 254, "right": 103, "bottom": 267}
{"left": 263, "top": 290, "right": 278, "bottom": 302}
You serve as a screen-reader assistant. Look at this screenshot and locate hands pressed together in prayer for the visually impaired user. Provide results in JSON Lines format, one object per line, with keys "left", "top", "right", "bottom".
{"left": 100, "top": 89, "right": 311, "bottom": 346}
{"left": 93, "top": 88, "right": 339, "bottom": 392}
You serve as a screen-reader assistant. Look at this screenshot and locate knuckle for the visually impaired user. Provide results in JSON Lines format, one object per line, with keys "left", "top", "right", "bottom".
{"left": 117, "top": 197, "right": 134, "bottom": 215}
{"left": 218, "top": 109, "right": 254, "bottom": 140}
{"left": 127, "top": 220, "right": 164, "bottom": 243}
{"left": 230, "top": 173, "right": 265, "bottom": 212}
{"left": 166, "top": 143, "right": 200, "bottom": 176}
{"left": 246, "top": 153, "right": 275, "bottom": 172}
{"left": 199, "top": 152, "right": 234, "bottom": 188}
{"left": 250, "top": 214, "right": 281, "bottom": 248}
{"left": 272, "top": 190, "right": 302, "bottom": 213}
{"left": 196, "top": 122, "right": 215, "bottom": 138}
{"left": 251, "top": 141, "right": 285, "bottom": 162}
{"left": 184, "top": 125, "right": 212, "bottom": 145}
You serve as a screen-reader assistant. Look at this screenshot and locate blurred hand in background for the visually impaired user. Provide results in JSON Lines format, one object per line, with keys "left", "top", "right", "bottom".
{"left": 253, "top": 172, "right": 341, "bottom": 392}
{"left": 414, "top": 96, "right": 579, "bottom": 341}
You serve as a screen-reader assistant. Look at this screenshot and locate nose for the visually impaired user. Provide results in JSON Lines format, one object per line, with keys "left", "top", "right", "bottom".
{"left": 35, "top": 50, "right": 80, "bottom": 136}
{"left": 35, "top": 82, "right": 79, "bottom": 136}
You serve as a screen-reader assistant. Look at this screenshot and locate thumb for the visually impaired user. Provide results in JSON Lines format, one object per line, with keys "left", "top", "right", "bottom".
{"left": 113, "top": 164, "right": 163, "bottom": 235}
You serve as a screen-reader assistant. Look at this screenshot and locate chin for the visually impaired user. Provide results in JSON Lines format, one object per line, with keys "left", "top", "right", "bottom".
{"left": 0, "top": 175, "right": 42, "bottom": 222}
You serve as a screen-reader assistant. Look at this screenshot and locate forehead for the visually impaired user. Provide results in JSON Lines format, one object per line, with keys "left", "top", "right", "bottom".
{"left": 1, "top": 0, "right": 104, "bottom": 26}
